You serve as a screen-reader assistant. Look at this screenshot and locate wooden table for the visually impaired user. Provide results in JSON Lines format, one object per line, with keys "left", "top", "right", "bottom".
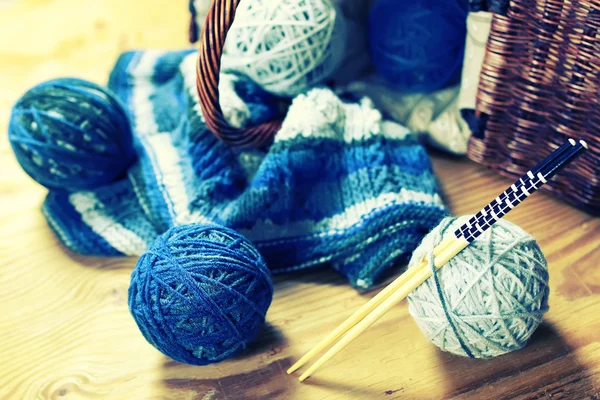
{"left": 1, "top": 1, "right": 599, "bottom": 399}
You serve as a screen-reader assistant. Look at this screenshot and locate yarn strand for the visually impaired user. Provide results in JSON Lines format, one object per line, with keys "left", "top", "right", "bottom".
{"left": 428, "top": 220, "right": 475, "bottom": 358}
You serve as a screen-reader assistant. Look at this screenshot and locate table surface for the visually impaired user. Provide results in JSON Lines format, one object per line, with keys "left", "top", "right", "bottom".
{"left": 1, "top": 1, "right": 599, "bottom": 399}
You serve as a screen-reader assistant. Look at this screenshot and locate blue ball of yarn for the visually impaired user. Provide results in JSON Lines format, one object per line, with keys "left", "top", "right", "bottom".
{"left": 8, "top": 78, "right": 135, "bottom": 191}
{"left": 128, "top": 224, "right": 273, "bottom": 365}
{"left": 368, "top": 0, "right": 469, "bottom": 93}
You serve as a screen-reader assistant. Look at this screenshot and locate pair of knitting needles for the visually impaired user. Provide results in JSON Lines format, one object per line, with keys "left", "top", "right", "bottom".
{"left": 288, "top": 138, "right": 588, "bottom": 382}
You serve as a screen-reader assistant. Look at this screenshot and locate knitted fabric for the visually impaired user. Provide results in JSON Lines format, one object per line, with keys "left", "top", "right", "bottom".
{"left": 408, "top": 216, "right": 549, "bottom": 358}
{"left": 42, "top": 49, "right": 447, "bottom": 290}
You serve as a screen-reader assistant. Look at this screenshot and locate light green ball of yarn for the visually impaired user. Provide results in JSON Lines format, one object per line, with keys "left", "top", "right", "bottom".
{"left": 407, "top": 216, "right": 549, "bottom": 359}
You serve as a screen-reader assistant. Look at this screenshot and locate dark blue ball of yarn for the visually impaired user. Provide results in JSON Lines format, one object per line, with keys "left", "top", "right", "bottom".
{"left": 368, "top": 0, "right": 469, "bottom": 93}
{"left": 128, "top": 224, "right": 273, "bottom": 366}
{"left": 8, "top": 78, "right": 135, "bottom": 191}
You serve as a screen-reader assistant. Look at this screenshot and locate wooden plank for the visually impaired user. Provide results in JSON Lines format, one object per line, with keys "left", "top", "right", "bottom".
{"left": 0, "top": 1, "right": 598, "bottom": 399}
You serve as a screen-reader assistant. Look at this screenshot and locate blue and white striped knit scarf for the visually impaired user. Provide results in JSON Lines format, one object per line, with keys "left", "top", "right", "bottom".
{"left": 43, "top": 49, "right": 447, "bottom": 290}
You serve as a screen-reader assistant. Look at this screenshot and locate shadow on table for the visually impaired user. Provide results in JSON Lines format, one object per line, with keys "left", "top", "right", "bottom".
{"left": 299, "top": 376, "right": 405, "bottom": 399}
{"left": 272, "top": 264, "right": 348, "bottom": 288}
{"left": 239, "top": 321, "right": 288, "bottom": 359}
{"left": 160, "top": 322, "right": 298, "bottom": 400}
{"left": 41, "top": 221, "right": 138, "bottom": 270}
{"left": 436, "top": 322, "right": 598, "bottom": 399}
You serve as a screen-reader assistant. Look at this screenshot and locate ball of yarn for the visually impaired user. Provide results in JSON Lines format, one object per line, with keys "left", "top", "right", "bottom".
{"left": 9, "top": 78, "right": 135, "bottom": 191}
{"left": 221, "top": 0, "right": 347, "bottom": 97}
{"left": 368, "top": 0, "right": 469, "bottom": 93}
{"left": 408, "top": 216, "right": 549, "bottom": 359}
{"left": 128, "top": 224, "right": 273, "bottom": 365}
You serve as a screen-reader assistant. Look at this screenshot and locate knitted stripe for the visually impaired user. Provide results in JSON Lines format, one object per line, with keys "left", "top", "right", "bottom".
{"left": 251, "top": 203, "right": 446, "bottom": 274}
{"left": 109, "top": 52, "right": 174, "bottom": 231}
{"left": 43, "top": 192, "right": 123, "bottom": 256}
{"left": 238, "top": 168, "right": 441, "bottom": 224}
{"left": 42, "top": 179, "right": 159, "bottom": 256}
{"left": 68, "top": 191, "right": 148, "bottom": 255}
{"left": 234, "top": 189, "right": 444, "bottom": 239}
{"left": 82, "top": 180, "right": 159, "bottom": 250}
{"left": 125, "top": 52, "right": 192, "bottom": 229}
{"left": 250, "top": 140, "right": 436, "bottom": 188}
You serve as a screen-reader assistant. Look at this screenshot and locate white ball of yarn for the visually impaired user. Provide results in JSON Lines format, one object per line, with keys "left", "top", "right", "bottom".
{"left": 408, "top": 216, "right": 549, "bottom": 359}
{"left": 221, "top": 0, "right": 347, "bottom": 97}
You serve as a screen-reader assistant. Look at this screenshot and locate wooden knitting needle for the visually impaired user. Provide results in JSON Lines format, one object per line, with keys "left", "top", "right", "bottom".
{"left": 286, "top": 235, "right": 455, "bottom": 375}
{"left": 298, "top": 238, "right": 468, "bottom": 382}
{"left": 291, "top": 139, "right": 587, "bottom": 382}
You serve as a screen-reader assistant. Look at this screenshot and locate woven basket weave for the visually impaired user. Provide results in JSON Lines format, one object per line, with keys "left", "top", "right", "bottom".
{"left": 195, "top": 0, "right": 282, "bottom": 148}
{"left": 195, "top": 0, "right": 599, "bottom": 212}
{"left": 466, "top": 0, "right": 600, "bottom": 214}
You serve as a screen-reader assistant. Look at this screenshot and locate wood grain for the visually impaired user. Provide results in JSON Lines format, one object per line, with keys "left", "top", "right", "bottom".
{"left": 0, "top": 1, "right": 599, "bottom": 399}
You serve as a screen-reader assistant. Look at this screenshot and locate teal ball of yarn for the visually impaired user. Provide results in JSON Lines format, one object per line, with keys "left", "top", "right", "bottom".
{"left": 408, "top": 216, "right": 549, "bottom": 359}
{"left": 8, "top": 78, "right": 135, "bottom": 191}
{"left": 128, "top": 224, "right": 273, "bottom": 366}
{"left": 368, "top": 0, "right": 469, "bottom": 93}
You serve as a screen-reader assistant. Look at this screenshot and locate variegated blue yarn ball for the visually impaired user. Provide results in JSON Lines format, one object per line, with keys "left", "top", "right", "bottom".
{"left": 369, "top": 0, "right": 469, "bottom": 93}
{"left": 128, "top": 224, "right": 273, "bottom": 366}
{"left": 408, "top": 216, "right": 550, "bottom": 359}
{"left": 8, "top": 78, "right": 135, "bottom": 191}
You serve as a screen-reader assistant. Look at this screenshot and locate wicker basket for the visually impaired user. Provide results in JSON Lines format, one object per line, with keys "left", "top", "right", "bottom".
{"left": 195, "top": 0, "right": 600, "bottom": 212}
{"left": 195, "top": 0, "right": 282, "bottom": 148}
{"left": 466, "top": 0, "right": 600, "bottom": 214}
